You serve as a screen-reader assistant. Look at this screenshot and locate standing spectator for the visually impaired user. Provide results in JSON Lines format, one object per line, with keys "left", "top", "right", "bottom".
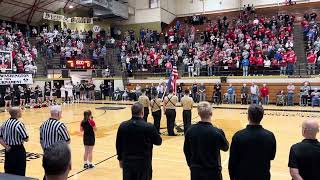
{"left": 177, "top": 83, "right": 183, "bottom": 102}
{"left": 194, "top": 58, "right": 201, "bottom": 76}
{"left": 188, "top": 60, "right": 194, "bottom": 77}
{"left": 227, "top": 84, "right": 235, "bottom": 104}
{"left": 288, "top": 119, "right": 320, "bottom": 180}
{"left": 307, "top": 51, "right": 317, "bottom": 75}
{"left": 229, "top": 105, "right": 277, "bottom": 180}
{"left": 88, "top": 82, "right": 96, "bottom": 101}
{"left": 241, "top": 84, "right": 249, "bottom": 105}
{"left": 250, "top": 83, "right": 259, "bottom": 104}
{"left": 165, "top": 60, "right": 172, "bottom": 77}
{"left": 0, "top": 107, "right": 28, "bottom": 176}
{"left": 42, "top": 141, "right": 71, "bottom": 180}
{"left": 260, "top": 84, "right": 269, "bottom": 105}
{"left": 191, "top": 82, "right": 198, "bottom": 103}
{"left": 135, "top": 84, "right": 142, "bottom": 99}
{"left": 287, "top": 83, "right": 295, "bottom": 106}
{"left": 81, "top": 110, "right": 97, "bottom": 169}
{"left": 100, "top": 82, "right": 106, "bottom": 100}
{"left": 242, "top": 57, "right": 250, "bottom": 76}
{"left": 184, "top": 101, "right": 229, "bottom": 180}
{"left": 300, "top": 82, "right": 311, "bottom": 106}
{"left": 116, "top": 103, "right": 162, "bottom": 180}
{"left": 213, "top": 83, "right": 222, "bottom": 105}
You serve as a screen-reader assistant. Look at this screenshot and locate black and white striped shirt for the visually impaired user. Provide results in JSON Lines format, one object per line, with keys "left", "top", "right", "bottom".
{"left": 0, "top": 118, "right": 28, "bottom": 146}
{"left": 40, "top": 118, "right": 70, "bottom": 149}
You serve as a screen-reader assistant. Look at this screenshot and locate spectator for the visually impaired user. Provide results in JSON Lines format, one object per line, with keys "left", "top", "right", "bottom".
{"left": 229, "top": 105, "right": 276, "bottom": 180}
{"left": 311, "top": 88, "right": 320, "bottom": 107}
{"left": 260, "top": 84, "right": 269, "bottom": 105}
{"left": 300, "top": 82, "right": 311, "bottom": 106}
{"left": 241, "top": 84, "right": 249, "bottom": 105}
{"left": 242, "top": 57, "right": 250, "bottom": 76}
{"left": 227, "top": 84, "right": 235, "bottom": 104}
{"left": 116, "top": 103, "right": 162, "bottom": 180}
{"left": 199, "top": 83, "right": 206, "bottom": 102}
{"left": 184, "top": 101, "right": 229, "bottom": 180}
{"left": 42, "top": 141, "right": 71, "bottom": 180}
{"left": 288, "top": 119, "right": 320, "bottom": 180}
{"left": 250, "top": 83, "right": 259, "bottom": 104}
{"left": 307, "top": 51, "right": 317, "bottom": 75}
{"left": 287, "top": 83, "right": 295, "bottom": 106}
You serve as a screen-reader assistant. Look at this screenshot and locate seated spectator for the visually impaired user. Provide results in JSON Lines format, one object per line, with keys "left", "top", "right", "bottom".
{"left": 311, "top": 88, "right": 320, "bottom": 107}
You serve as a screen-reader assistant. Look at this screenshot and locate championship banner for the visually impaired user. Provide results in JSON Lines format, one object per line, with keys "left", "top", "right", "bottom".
{"left": 43, "top": 12, "right": 93, "bottom": 24}
{"left": 0, "top": 74, "right": 33, "bottom": 85}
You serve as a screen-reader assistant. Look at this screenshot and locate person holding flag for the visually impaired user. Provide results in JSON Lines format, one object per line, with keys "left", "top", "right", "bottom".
{"left": 163, "top": 62, "right": 179, "bottom": 136}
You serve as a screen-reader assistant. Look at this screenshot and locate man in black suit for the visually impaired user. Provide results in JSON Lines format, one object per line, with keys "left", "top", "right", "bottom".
{"left": 116, "top": 102, "right": 162, "bottom": 180}
{"left": 228, "top": 104, "right": 277, "bottom": 180}
{"left": 184, "top": 101, "right": 229, "bottom": 180}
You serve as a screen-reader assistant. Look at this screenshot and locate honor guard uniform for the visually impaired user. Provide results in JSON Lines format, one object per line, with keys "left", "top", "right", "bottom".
{"left": 138, "top": 88, "right": 150, "bottom": 122}
{"left": 163, "top": 89, "right": 178, "bottom": 136}
{"left": 180, "top": 89, "right": 194, "bottom": 134}
{"left": 150, "top": 92, "right": 162, "bottom": 134}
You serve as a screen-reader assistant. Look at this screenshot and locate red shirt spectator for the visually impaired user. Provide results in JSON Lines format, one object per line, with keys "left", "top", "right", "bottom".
{"left": 260, "top": 86, "right": 269, "bottom": 97}
{"left": 256, "top": 56, "right": 264, "bottom": 66}
{"left": 165, "top": 61, "right": 172, "bottom": 69}
{"left": 307, "top": 53, "right": 317, "bottom": 63}
{"left": 249, "top": 55, "right": 256, "bottom": 65}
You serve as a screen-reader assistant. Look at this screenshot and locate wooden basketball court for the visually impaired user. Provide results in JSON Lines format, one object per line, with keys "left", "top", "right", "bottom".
{"left": 0, "top": 101, "right": 318, "bottom": 180}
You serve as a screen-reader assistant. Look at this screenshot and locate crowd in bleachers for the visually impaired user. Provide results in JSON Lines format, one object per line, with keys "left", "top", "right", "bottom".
{"left": 0, "top": 21, "right": 37, "bottom": 74}
{"left": 119, "top": 8, "right": 297, "bottom": 77}
{"left": 302, "top": 12, "right": 320, "bottom": 75}
{"left": 35, "top": 27, "right": 116, "bottom": 68}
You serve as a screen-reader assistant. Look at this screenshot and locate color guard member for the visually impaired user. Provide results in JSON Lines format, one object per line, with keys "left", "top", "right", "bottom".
{"left": 180, "top": 89, "right": 193, "bottom": 134}
{"left": 150, "top": 92, "right": 162, "bottom": 134}
{"left": 138, "top": 88, "right": 150, "bottom": 122}
{"left": 163, "top": 89, "right": 178, "bottom": 136}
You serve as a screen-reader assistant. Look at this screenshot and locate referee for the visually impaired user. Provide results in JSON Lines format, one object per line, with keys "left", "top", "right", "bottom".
{"left": 40, "top": 105, "right": 70, "bottom": 150}
{"left": 0, "top": 107, "right": 29, "bottom": 176}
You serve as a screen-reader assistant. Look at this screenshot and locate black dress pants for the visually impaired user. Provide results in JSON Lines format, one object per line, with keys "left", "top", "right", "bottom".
{"left": 165, "top": 109, "right": 176, "bottom": 136}
{"left": 183, "top": 110, "right": 191, "bottom": 134}
{"left": 123, "top": 167, "right": 152, "bottom": 180}
{"left": 152, "top": 110, "right": 161, "bottom": 133}
{"left": 143, "top": 107, "right": 149, "bottom": 122}
{"left": 191, "top": 168, "right": 222, "bottom": 180}
{"left": 5, "top": 145, "right": 26, "bottom": 176}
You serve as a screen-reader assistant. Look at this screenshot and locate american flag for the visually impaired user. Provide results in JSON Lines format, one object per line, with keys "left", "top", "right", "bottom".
{"left": 166, "top": 62, "right": 178, "bottom": 94}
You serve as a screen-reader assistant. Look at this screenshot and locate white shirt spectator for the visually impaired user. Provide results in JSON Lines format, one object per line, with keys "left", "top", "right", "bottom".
{"left": 264, "top": 59, "right": 271, "bottom": 67}
{"left": 250, "top": 85, "right": 259, "bottom": 95}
